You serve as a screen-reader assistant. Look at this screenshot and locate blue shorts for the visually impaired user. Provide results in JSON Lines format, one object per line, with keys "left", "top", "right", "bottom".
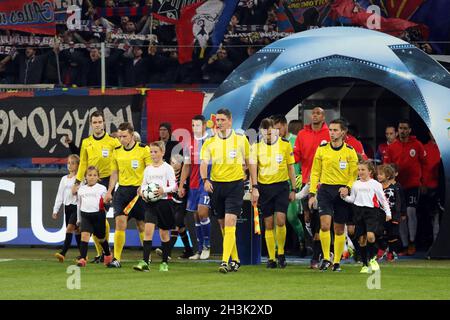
{"left": 187, "top": 188, "right": 211, "bottom": 212}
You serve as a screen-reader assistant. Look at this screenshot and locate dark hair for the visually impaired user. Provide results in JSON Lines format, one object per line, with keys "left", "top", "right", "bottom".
{"left": 90, "top": 111, "right": 105, "bottom": 123}
{"left": 270, "top": 114, "right": 287, "bottom": 125}
{"left": 377, "top": 164, "right": 395, "bottom": 180}
{"left": 259, "top": 118, "right": 274, "bottom": 130}
{"left": 86, "top": 165, "right": 100, "bottom": 177}
{"left": 192, "top": 115, "right": 206, "bottom": 123}
{"left": 386, "top": 124, "right": 397, "bottom": 131}
{"left": 288, "top": 120, "right": 302, "bottom": 135}
{"left": 330, "top": 118, "right": 348, "bottom": 131}
{"left": 159, "top": 122, "right": 172, "bottom": 134}
{"left": 398, "top": 119, "right": 411, "bottom": 128}
{"left": 118, "top": 122, "right": 134, "bottom": 133}
{"left": 216, "top": 108, "right": 232, "bottom": 119}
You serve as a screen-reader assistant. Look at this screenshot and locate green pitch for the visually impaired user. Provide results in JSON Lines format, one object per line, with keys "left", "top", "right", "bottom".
{"left": 1, "top": 248, "right": 450, "bottom": 300}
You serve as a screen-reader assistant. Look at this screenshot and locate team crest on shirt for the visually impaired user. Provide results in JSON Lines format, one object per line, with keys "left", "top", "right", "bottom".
{"left": 229, "top": 150, "right": 237, "bottom": 159}
{"left": 410, "top": 149, "right": 416, "bottom": 157}
{"left": 275, "top": 154, "right": 283, "bottom": 163}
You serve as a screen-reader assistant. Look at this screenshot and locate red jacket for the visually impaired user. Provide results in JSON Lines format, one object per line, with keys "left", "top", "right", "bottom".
{"left": 345, "top": 134, "right": 368, "bottom": 160}
{"left": 423, "top": 141, "right": 441, "bottom": 188}
{"left": 384, "top": 136, "right": 426, "bottom": 189}
{"left": 294, "top": 123, "right": 330, "bottom": 184}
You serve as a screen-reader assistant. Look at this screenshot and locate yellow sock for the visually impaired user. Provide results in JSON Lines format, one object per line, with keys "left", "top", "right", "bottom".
{"left": 334, "top": 234, "right": 346, "bottom": 264}
{"left": 114, "top": 230, "right": 126, "bottom": 261}
{"left": 320, "top": 230, "right": 331, "bottom": 261}
{"left": 276, "top": 225, "right": 287, "bottom": 255}
{"left": 222, "top": 226, "right": 236, "bottom": 263}
{"left": 139, "top": 232, "right": 145, "bottom": 246}
{"left": 105, "top": 219, "right": 110, "bottom": 242}
{"left": 93, "top": 236, "right": 102, "bottom": 256}
{"left": 265, "top": 229, "right": 276, "bottom": 261}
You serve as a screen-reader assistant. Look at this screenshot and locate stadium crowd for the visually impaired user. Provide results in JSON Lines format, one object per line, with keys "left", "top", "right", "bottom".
{"left": 0, "top": 0, "right": 442, "bottom": 86}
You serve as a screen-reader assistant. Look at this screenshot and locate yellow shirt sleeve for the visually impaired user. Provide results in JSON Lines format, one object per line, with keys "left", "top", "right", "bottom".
{"left": 76, "top": 138, "right": 88, "bottom": 182}
{"left": 309, "top": 146, "right": 322, "bottom": 195}
{"left": 286, "top": 142, "right": 295, "bottom": 165}
{"left": 243, "top": 136, "right": 250, "bottom": 162}
{"left": 111, "top": 148, "right": 119, "bottom": 172}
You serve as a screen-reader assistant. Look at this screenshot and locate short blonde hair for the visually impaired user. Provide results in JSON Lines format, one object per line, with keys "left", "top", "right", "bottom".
{"left": 150, "top": 141, "right": 165, "bottom": 153}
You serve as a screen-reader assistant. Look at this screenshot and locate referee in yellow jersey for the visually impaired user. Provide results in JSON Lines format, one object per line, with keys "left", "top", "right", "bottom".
{"left": 249, "top": 118, "right": 297, "bottom": 269}
{"left": 73, "top": 111, "right": 121, "bottom": 263}
{"left": 104, "top": 122, "right": 152, "bottom": 268}
{"left": 200, "top": 108, "right": 255, "bottom": 273}
{"left": 308, "top": 119, "right": 358, "bottom": 272}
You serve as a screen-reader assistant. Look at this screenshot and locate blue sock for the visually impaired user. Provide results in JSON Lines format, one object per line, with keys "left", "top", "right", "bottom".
{"left": 200, "top": 218, "right": 211, "bottom": 249}
{"left": 195, "top": 223, "right": 204, "bottom": 253}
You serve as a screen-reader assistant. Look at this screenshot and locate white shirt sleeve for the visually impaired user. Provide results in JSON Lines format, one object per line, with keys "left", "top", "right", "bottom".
{"left": 344, "top": 183, "right": 357, "bottom": 203}
{"left": 53, "top": 176, "right": 66, "bottom": 214}
{"left": 374, "top": 181, "right": 391, "bottom": 217}
{"left": 163, "top": 164, "right": 177, "bottom": 193}
{"left": 76, "top": 193, "right": 81, "bottom": 224}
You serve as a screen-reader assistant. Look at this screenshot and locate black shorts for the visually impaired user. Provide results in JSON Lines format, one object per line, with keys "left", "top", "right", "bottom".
{"left": 258, "top": 181, "right": 289, "bottom": 218}
{"left": 113, "top": 186, "right": 145, "bottom": 221}
{"left": 405, "top": 188, "right": 419, "bottom": 208}
{"left": 316, "top": 184, "right": 352, "bottom": 224}
{"left": 210, "top": 180, "right": 244, "bottom": 219}
{"left": 353, "top": 206, "right": 380, "bottom": 238}
{"left": 145, "top": 199, "right": 175, "bottom": 230}
{"left": 171, "top": 200, "right": 187, "bottom": 229}
{"left": 382, "top": 221, "right": 400, "bottom": 241}
{"left": 64, "top": 204, "right": 78, "bottom": 226}
{"left": 80, "top": 211, "right": 106, "bottom": 239}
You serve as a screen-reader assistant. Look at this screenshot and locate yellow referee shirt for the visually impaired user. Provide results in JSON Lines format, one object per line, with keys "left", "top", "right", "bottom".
{"left": 200, "top": 130, "right": 250, "bottom": 182}
{"left": 251, "top": 137, "right": 295, "bottom": 184}
{"left": 111, "top": 142, "right": 152, "bottom": 186}
{"left": 77, "top": 133, "right": 121, "bottom": 181}
{"left": 309, "top": 142, "right": 358, "bottom": 194}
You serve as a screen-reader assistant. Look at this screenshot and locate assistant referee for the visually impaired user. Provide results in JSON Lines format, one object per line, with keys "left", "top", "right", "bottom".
{"left": 308, "top": 119, "right": 358, "bottom": 272}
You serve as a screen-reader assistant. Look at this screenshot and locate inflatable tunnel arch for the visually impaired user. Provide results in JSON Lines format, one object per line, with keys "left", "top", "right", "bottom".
{"left": 203, "top": 27, "right": 450, "bottom": 258}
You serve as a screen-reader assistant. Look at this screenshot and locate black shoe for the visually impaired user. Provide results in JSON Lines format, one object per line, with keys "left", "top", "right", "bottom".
{"left": 319, "top": 259, "right": 332, "bottom": 271}
{"left": 229, "top": 260, "right": 241, "bottom": 272}
{"left": 90, "top": 255, "right": 102, "bottom": 264}
{"left": 107, "top": 258, "right": 122, "bottom": 268}
{"left": 178, "top": 249, "right": 194, "bottom": 259}
{"left": 332, "top": 263, "right": 342, "bottom": 272}
{"left": 219, "top": 262, "right": 229, "bottom": 274}
{"left": 266, "top": 259, "right": 277, "bottom": 269}
{"left": 278, "top": 254, "right": 287, "bottom": 268}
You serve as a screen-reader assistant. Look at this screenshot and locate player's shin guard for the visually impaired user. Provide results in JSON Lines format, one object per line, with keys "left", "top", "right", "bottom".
{"left": 265, "top": 229, "right": 276, "bottom": 261}
{"left": 276, "top": 225, "right": 287, "bottom": 255}
{"left": 114, "top": 230, "right": 126, "bottom": 261}
{"left": 407, "top": 207, "right": 417, "bottom": 243}
{"left": 312, "top": 239, "right": 322, "bottom": 261}
{"left": 75, "top": 233, "right": 81, "bottom": 249}
{"left": 222, "top": 226, "right": 236, "bottom": 263}
{"left": 367, "top": 241, "right": 376, "bottom": 260}
{"left": 333, "top": 234, "right": 346, "bottom": 264}
{"left": 320, "top": 230, "right": 331, "bottom": 261}
{"left": 360, "top": 245, "right": 368, "bottom": 266}
{"left": 200, "top": 218, "right": 211, "bottom": 248}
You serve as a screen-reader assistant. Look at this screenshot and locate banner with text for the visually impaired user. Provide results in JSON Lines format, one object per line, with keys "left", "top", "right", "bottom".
{"left": 0, "top": 94, "right": 143, "bottom": 158}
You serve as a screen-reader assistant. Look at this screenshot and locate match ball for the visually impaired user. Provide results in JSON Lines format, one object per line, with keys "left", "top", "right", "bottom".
{"left": 142, "top": 182, "right": 162, "bottom": 202}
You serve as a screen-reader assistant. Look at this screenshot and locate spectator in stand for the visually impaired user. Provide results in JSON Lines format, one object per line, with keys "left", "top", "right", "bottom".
{"left": 83, "top": 46, "right": 122, "bottom": 86}
{"left": 122, "top": 46, "right": 149, "bottom": 87}
{"left": 421, "top": 131, "right": 443, "bottom": 244}
{"left": 384, "top": 119, "right": 426, "bottom": 256}
{"left": 375, "top": 125, "right": 398, "bottom": 164}
{"left": 202, "top": 48, "right": 234, "bottom": 84}
{"left": 147, "top": 45, "right": 179, "bottom": 84}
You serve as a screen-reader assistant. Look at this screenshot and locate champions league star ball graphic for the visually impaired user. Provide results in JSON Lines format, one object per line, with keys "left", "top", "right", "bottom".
{"left": 203, "top": 27, "right": 450, "bottom": 256}
{"left": 142, "top": 182, "right": 162, "bottom": 202}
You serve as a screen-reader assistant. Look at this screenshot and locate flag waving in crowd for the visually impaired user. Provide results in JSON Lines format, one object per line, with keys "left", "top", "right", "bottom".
{"left": 0, "top": 0, "right": 56, "bottom": 35}
{"left": 152, "top": 0, "right": 239, "bottom": 64}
